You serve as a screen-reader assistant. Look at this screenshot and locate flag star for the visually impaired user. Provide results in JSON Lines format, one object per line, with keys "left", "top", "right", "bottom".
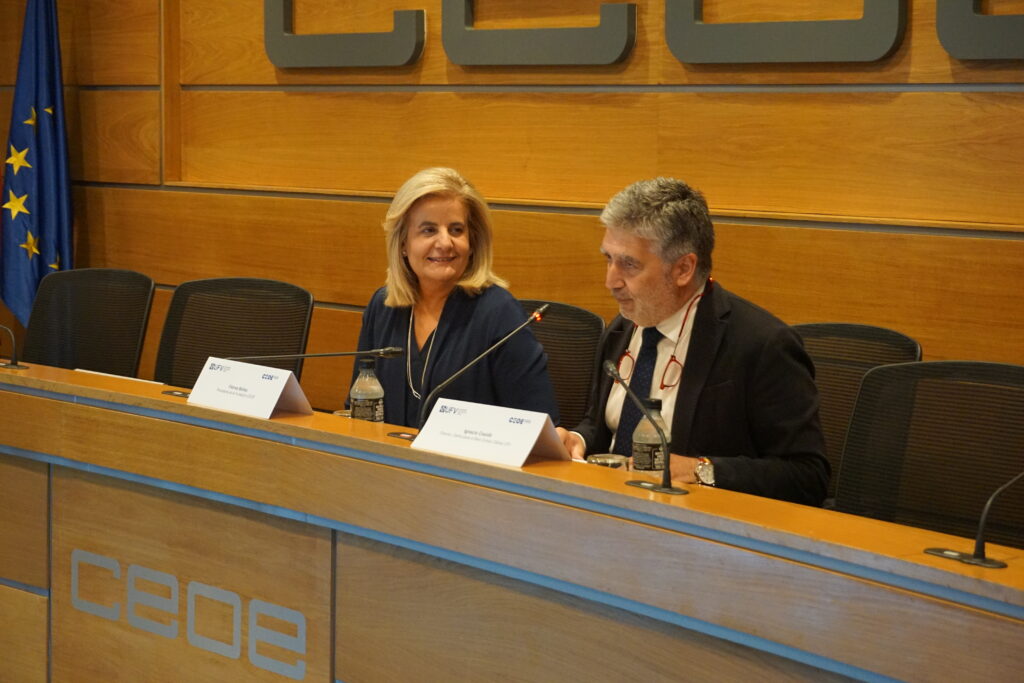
{"left": 44, "top": 106, "right": 54, "bottom": 115}
{"left": 5, "top": 145, "right": 32, "bottom": 175}
{"left": 3, "top": 190, "right": 30, "bottom": 220}
{"left": 23, "top": 107, "right": 37, "bottom": 126}
{"left": 50, "top": 253, "right": 61, "bottom": 270}
{"left": 20, "top": 230, "right": 40, "bottom": 260}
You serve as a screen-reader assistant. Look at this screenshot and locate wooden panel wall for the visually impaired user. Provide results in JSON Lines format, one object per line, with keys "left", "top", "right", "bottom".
{"left": 0, "top": 1, "right": 158, "bottom": 86}
{"left": 176, "top": 90, "right": 1024, "bottom": 224}
{"left": 335, "top": 534, "right": 849, "bottom": 682}
{"left": 51, "top": 467, "right": 333, "bottom": 681}
{"left": 0, "top": 90, "right": 11, "bottom": 142}
{"left": 2, "top": 0, "right": 1023, "bottom": 411}
{"left": 0, "top": 584, "right": 48, "bottom": 682}
{"left": 0, "top": 0, "right": 24, "bottom": 85}
{"left": 0, "top": 455, "right": 49, "bottom": 589}
{"left": 65, "top": 90, "right": 161, "bottom": 183}
{"left": 179, "top": 0, "right": 1024, "bottom": 86}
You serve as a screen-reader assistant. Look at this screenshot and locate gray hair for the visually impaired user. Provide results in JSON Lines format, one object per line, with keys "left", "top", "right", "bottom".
{"left": 600, "top": 177, "right": 714, "bottom": 280}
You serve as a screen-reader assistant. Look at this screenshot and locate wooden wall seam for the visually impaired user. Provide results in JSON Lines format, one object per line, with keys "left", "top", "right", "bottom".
{"left": 161, "top": 0, "right": 182, "bottom": 182}
{"left": 74, "top": 179, "right": 1024, "bottom": 235}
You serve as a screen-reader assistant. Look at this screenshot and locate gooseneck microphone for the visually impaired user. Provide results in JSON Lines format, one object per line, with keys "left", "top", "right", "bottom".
{"left": 603, "top": 360, "right": 686, "bottom": 496}
{"left": 925, "top": 467, "right": 1024, "bottom": 569}
{"left": 0, "top": 324, "right": 28, "bottom": 369}
{"left": 416, "top": 304, "right": 549, "bottom": 429}
{"left": 227, "top": 347, "right": 404, "bottom": 362}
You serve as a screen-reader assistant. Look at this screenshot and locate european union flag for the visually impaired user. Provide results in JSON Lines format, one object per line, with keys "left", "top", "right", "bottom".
{"left": 1, "top": 0, "right": 72, "bottom": 326}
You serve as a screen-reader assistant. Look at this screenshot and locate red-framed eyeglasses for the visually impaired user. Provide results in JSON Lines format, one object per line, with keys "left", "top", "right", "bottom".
{"left": 616, "top": 349, "right": 684, "bottom": 390}
{"left": 614, "top": 288, "right": 704, "bottom": 391}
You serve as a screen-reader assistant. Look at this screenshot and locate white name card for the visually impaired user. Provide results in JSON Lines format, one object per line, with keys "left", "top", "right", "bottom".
{"left": 412, "top": 398, "right": 570, "bottom": 467}
{"left": 187, "top": 357, "right": 312, "bottom": 419}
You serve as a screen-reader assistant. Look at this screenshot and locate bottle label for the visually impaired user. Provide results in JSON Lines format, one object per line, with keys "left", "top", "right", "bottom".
{"left": 351, "top": 397, "right": 384, "bottom": 422}
{"left": 631, "top": 441, "right": 665, "bottom": 471}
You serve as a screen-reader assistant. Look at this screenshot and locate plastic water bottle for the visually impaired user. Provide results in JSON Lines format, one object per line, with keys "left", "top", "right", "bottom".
{"left": 349, "top": 357, "right": 384, "bottom": 422}
{"left": 632, "top": 398, "right": 669, "bottom": 471}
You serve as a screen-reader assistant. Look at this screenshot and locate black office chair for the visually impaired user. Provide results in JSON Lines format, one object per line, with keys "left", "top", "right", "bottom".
{"left": 520, "top": 299, "right": 604, "bottom": 428}
{"left": 22, "top": 268, "right": 154, "bottom": 377}
{"left": 833, "top": 361, "right": 1024, "bottom": 549}
{"left": 154, "top": 277, "right": 313, "bottom": 389}
{"left": 793, "top": 323, "right": 921, "bottom": 499}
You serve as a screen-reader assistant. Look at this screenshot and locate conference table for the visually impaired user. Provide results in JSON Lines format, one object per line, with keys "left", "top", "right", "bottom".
{"left": 1, "top": 363, "right": 1022, "bottom": 682}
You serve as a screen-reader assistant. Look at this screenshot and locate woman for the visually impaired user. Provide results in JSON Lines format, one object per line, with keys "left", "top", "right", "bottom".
{"left": 354, "top": 167, "right": 559, "bottom": 428}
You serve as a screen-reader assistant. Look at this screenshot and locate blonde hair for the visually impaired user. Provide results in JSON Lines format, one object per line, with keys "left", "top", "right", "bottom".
{"left": 383, "top": 167, "right": 508, "bottom": 307}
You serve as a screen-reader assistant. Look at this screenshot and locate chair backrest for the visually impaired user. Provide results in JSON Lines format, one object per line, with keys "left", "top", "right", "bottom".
{"left": 834, "top": 361, "right": 1024, "bottom": 549}
{"left": 22, "top": 268, "right": 154, "bottom": 377}
{"left": 793, "top": 323, "right": 921, "bottom": 498}
{"left": 520, "top": 299, "right": 604, "bottom": 428}
{"left": 155, "top": 278, "right": 313, "bottom": 389}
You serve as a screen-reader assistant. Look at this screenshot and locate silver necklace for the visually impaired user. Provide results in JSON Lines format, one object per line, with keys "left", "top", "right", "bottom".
{"left": 406, "top": 309, "right": 437, "bottom": 400}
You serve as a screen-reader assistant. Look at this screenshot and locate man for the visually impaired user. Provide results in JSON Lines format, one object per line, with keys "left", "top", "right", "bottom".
{"left": 556, "top": 178, "right": 829, "bottom": 506}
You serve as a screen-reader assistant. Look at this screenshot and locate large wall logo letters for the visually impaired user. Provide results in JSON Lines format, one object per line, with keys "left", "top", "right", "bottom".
{"left": 263, "top": 0, "right": 425, "bottom": 67}
{"left": 71, "top": 549, "right": 307, "bottom": 681}
{"left": 441, "top": 0, "right": 636, "bottom": 66}
{"left": 665, "top": 0, "right": 907, "bottom": 64}
{"left": 264, "top": 1, "right": 1023, "bottom": 67}
{"left": 937, "top": 0, "right": 1024, "bottom": 60}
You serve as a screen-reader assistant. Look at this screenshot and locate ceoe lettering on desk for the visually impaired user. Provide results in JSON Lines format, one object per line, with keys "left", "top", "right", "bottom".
{"left": 70, "top": 549, "right": 307, "bottom": 680}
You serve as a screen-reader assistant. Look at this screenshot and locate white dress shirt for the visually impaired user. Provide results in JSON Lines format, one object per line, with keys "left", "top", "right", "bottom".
{"left": 604, "top": 287, "right": 704, "bottom": 453}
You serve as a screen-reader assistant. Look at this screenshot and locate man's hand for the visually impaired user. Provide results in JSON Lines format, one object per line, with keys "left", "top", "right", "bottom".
{"left": 555, "top": 427, "right": 586, "bottom": 461}
{"left": 669, "top": 454, "right": 700, "bottom": 484}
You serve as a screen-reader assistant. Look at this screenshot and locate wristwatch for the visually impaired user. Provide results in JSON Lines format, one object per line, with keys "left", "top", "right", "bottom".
{"left": 694, "top": 457, "right": 716, "bottom": 486}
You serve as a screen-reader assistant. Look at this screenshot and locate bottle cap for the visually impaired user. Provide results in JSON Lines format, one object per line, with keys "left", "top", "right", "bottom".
{"left": 642, "top": 398, "right": 662, "bottom": 411}
{"left": 358, "top": 357, "right": 377, "bottom": 370}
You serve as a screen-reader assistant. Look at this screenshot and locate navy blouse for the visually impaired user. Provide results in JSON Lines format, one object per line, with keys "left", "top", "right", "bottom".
{"left": 353, "top": 285, "right": 559, "bottom": 428}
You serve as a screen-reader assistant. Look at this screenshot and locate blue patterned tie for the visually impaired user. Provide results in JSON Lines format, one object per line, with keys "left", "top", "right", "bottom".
{"left": 612, "top": 326, "right": 662, "bottom": 456}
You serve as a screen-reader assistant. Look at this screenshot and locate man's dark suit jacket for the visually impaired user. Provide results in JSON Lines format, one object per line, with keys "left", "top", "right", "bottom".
{"left": 573, "top": 280, "right": 829, "bottom": 506}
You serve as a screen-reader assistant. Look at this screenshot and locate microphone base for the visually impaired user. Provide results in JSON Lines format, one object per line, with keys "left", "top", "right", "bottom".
{"left": 0, "top": 362, "right": 28, "bottom": 369}
{"left": 924, "top": 547, "right": 1007, "bottom": 569}
{"left": 626, "top": 479, "right": 688, "bottom": 496}
{"left": 161, "top": 389, "right": 190, "bottom": 398}
{"left": 387, "top": 430, "right": 417, "bottom": 442}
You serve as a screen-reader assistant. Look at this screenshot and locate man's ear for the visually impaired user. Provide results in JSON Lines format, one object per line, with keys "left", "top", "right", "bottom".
{"left": 672, "top": 253, "right": 698, "bottom": 287}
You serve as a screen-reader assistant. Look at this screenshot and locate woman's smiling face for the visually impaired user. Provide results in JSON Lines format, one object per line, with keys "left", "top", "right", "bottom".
{"left": 403, "top": 194, "right": 472, "bottom": 293}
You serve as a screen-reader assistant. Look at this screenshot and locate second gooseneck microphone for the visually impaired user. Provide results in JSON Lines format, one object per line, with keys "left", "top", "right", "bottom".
{"left": 416, "top": 304, "right": 549, "bottom": 429}
{"left": 603, "top": 359, "right": 687, "bottom": 495}
{"left": 925, "top": 467, "right": 1024, "bottom": 569}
